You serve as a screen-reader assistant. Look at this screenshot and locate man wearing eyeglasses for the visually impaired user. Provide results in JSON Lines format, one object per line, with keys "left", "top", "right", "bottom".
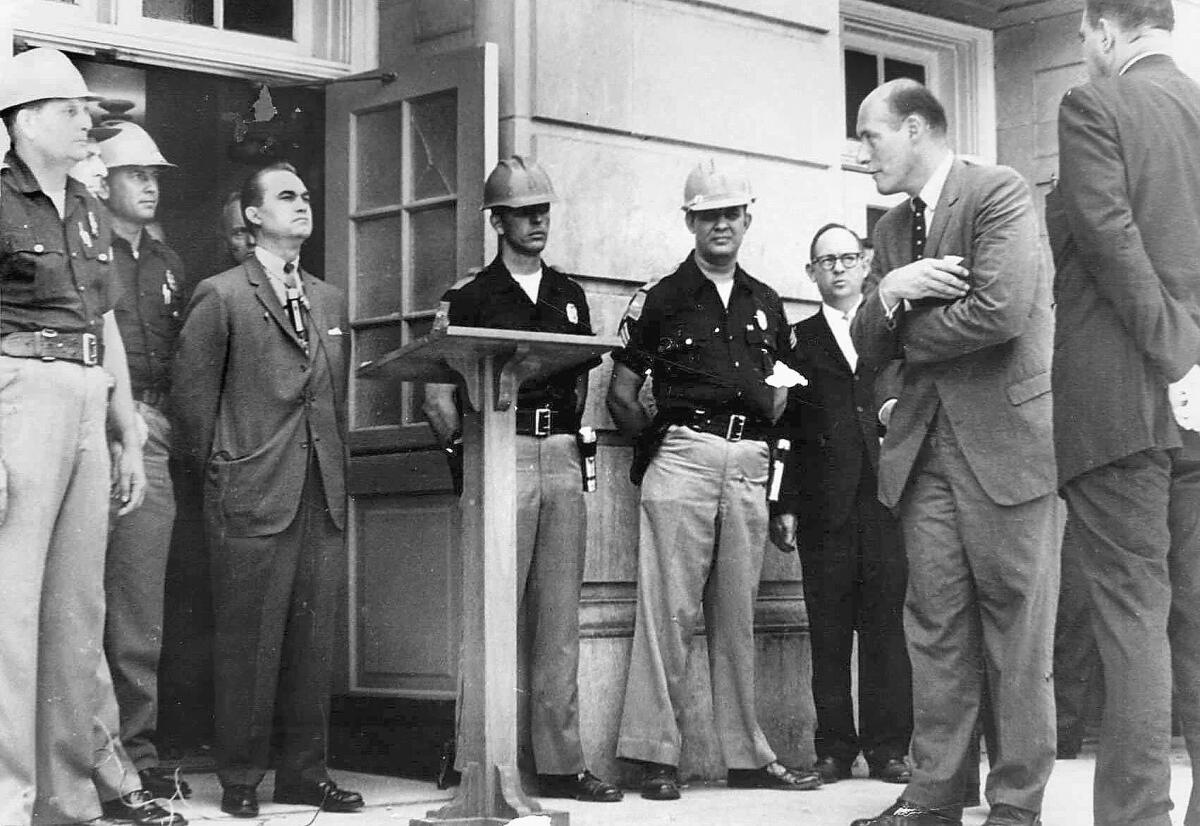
{"left": 770, "top": 224, "right": 912, "bottom": 787}
{"left": 608, "top": 159, "right": 820, "bottom": 801}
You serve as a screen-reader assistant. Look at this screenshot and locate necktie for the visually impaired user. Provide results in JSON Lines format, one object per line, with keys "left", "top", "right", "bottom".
{"left": 282, "top": 262, "right": 309, "bottom": 351}
{"left": 911, "top": 196, "right": 927, "bottom": 263}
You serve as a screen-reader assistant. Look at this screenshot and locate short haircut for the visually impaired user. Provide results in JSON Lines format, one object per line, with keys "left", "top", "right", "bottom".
{"left": 884, "top": 79, "right": 948, "bottom": 136}
{"left": 1, "top": 99, "right": 51, "bottom": 136}
{"left": 808, "top": 222, "right": 863, "bottom": 262}
{"left": 1085, "top": 0, "right": 1174, "bottom": 31}
{"left": 240, "top": 161, "right": 300, "bottom": 233}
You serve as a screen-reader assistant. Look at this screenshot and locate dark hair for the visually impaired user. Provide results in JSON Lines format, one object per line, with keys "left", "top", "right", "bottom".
{"left": 1, "top": 99, "right": 52, "bottom": 137}
{"left": 240, "top": 161, "right": 300, "bottom": 233}
{"left": 1085, "top": 0, "right": 1174, "bottom": 31}
{"left": 884, "top": 79, "right": 948, "bottom": 136}
{"left": 808, "top": 222, "right": 863, "bottom": 262}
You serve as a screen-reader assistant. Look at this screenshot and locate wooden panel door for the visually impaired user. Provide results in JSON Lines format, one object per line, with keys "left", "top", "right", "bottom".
{"left": 325, "top": 44, "right": 497, "bottom": 699}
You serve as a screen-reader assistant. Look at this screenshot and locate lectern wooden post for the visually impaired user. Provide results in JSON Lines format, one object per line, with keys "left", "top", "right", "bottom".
{"left": 358, "top": 325, "right": 619, "bottom": 826}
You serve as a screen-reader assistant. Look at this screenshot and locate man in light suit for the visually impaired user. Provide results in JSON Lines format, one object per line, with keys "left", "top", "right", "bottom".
{"left": 1051, "top": 1, "right": 1200, "bottom": 823}
{"left": 770, "top": 223, "right": 912, "bottom": 786}
{"left": 172, "top": 162, "right": 363, "bottom": 817}
{"left": 848, "top": 80, "right": 1058, "bottom": 826}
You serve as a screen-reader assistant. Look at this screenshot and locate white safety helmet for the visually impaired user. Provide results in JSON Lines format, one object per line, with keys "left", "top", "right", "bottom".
{"left": 0, "top": 48, "right": 98, "bottom": 113}
{"left": 681, "top": 159, "right": 755, "bottom": 212}
{"left": 97, "top": 121, "right": 175, "bottom": 169}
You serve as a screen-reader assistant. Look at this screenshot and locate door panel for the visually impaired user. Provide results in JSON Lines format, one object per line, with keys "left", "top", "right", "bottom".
{"left": 326, "top": 44, "right": 497, "bottom": 698}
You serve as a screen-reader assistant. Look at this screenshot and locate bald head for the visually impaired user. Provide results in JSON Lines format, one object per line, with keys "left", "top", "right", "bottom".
{"left": 856, "top": 80, "right": 952, "bottom": 197}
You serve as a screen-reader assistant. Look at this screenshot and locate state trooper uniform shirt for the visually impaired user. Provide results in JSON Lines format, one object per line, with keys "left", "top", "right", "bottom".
{"left": 615, "top": 254, "right": 792, "bottom": 424}
{"left": 443, "top": 255, "right": 596, "bottom": 420}
{"left": 0, "top": 151, "right": 114, "bottom": 339}
{"left": 111, "top": 231, "right": 187, "bottom": 398}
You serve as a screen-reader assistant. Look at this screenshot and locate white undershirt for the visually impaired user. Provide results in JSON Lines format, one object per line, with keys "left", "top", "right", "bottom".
{"left": 510, "top": 269, "right": 542, "bottom": 303}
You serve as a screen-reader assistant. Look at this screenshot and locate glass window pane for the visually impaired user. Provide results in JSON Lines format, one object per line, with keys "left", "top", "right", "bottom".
{"left": 405, "top": 317, "right": 436, "bottom": 423}
{"left": 844, "top": 49, "right": 879, "bottom": 140}
{"left": 410, "top": 205, "right": 457, "bottom": 313}
{"left": 409, "top": 91, "right": 458, "bottom": 200}
{"left": 356, "top": 105, "right": 404, "bottom": 211}
{"left": 354, "top": 325, "right": 406, "bottom": 428}
{"left": 144, "top": 0, "right": 213, "bottom": 25}
{"left": 884, "top": 58, "right": 926, "bottom": 85}
{"left": 355, "top": 214, "right": 403, "bottom": 318}
{"left": 224, "top": 0, "right": 293, "bottom": 40}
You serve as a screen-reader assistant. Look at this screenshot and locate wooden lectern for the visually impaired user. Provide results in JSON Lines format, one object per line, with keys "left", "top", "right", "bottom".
{"left": 358, "top": 325, "right": 620, "bottom": 826}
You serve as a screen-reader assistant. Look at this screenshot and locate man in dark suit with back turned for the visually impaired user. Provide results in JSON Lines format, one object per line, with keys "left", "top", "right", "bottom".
{"left": 848, "top": 80, "right": 1058, "bottom": 826}
{"left": 1050, "top": 2, "right": 1200, "bottom": 823}
{"left": 770, "top": 223, "right": 912, "bottom": 786}
{"left": 172, "top": 162, "right": 363, "bottom": 817}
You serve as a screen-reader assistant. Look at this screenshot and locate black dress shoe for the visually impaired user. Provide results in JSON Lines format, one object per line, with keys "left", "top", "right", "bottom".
{"left": 640, "top": 762, "right": 681, "bottom": 801}
{"left": 100, "top": 790, "right": 187, "bottom": 826}
{"left": 814, "top": 755, "right": 853, "bottom": 783}
{"left": 983, "top": 803, "right": 1042, "bottom": 826}
{"left": 727, "top": 761, "right": 821, "bottom": 790}
{"left": 869, "top": 757, "right": 912, "bottom": 784}
{"left": 139, "top": 767, "right": 192, "bottom": 800}
{"left": 850, "top": 798, "right": 963, "bottom": 826}
{"left": 274, "top": 779, "right": 365, "bottom": 812}
{"left": 220, "top": 784, "right": 259, "bottom": 818}
{"left": 538, "top": 770, "right": 623, "bottom": 802}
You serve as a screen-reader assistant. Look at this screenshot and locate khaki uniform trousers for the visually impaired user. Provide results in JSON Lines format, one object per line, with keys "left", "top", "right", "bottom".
{"left": 0, "top": 357, "right": 110, "bottom": 826}
{"left": 617, "top": 425, "right": 776, "bottom": 770}
{"left": 456, "top": 434, "right": 588, "bottom": 775}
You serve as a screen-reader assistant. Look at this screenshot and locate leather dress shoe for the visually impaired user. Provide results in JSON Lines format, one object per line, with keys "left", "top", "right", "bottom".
{"left": 869, "top": 757, "right": 912, "bottom": 784}
{"left": 983, "top": 803, "right": 1042, "bottom": 826}
{"left": 814, "top": 755, "right": 853, "bottom": 783}
{"left": 139, "top": 767, "right": 192, "bottom": 800}
{"left": 727, "top": 760, "right": 821, "bottom": 790}
{"left": 850, "top": 798, "right": 963, "bottom": 826}
{"left": 100, "top": 790, "right": 187, "bottom": 825}
{"left": 274, "top": 779, "right": 365, "bottom": 812}
{"left": 220, "top": 784, "right": 259, "bottom": 818}
{"left": 538, "top": 769, "right": 623, "bottom": 802}
{"left": 640, "top": 762, "right": 681, "bottom": 800}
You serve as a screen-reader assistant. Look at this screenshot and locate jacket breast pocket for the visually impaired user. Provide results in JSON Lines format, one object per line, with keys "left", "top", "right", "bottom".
{"left": 3, "top": 228, "right": 69, "bottom": 301}
{"left": 1006, "top": 370, "right": 1051, "bottom": 405}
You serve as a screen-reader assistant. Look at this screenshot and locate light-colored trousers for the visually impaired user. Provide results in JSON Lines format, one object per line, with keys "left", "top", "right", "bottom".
{"left": 617, "top": 425, "right": 776, "bottom": 770}
{"left": 0, "top": 357, "right": 110, "bottom": 826}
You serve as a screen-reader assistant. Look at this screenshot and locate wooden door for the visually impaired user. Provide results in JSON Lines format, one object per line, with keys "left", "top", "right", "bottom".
{"left": 325, "top": 45, "right": 497, "bottom": 702}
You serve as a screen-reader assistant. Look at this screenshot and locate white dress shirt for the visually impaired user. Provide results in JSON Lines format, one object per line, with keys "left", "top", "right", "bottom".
{"left": 254, "top": 246, "right": 305, "bottom": 307}
{"left": 821, "top": 297, "right": 862, "bottom": 373}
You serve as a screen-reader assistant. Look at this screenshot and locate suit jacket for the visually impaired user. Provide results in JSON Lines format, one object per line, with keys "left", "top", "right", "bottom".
{"left": 851, "top": 158, "right": 1055, "bottom": 509}
{"left": 776, "top": 309, "right": 883, "bottom": 535}
{"left": 1051, "top": 54, "right": 1200, "bottom": 485}
{"left": 171, "top": 257, "right": 350, "bottom": 537}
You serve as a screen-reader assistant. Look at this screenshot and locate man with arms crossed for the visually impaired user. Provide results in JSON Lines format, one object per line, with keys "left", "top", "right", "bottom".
{"left": 849, "top": 80, "right": 1057, "bottom": 826}
{"left": 1051, "top": 1, "right": 1200, "bottom": 823}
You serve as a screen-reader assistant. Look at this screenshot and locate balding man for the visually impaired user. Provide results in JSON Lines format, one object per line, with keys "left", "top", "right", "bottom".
{"left": 849, "top": 80, "right": 1057, "bottom": 826}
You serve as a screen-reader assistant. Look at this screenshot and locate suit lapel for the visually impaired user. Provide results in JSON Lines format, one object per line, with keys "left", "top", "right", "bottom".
{"left": 806, "top": 312, "right": 852, "bottom": 375}
{"left": 924, "top": 159, "right": 964, "bottom": 258}
{"left": 246, "top": 257, "right": 307, "bottom": 353}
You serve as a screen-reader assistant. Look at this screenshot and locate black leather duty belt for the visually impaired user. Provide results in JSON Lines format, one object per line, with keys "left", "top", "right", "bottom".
{"left": 135, "top": 387, "right": 169, "bottom": 409}
{"left": 1, "top": 330, "right": 102, "bottom": 366}
{"left": 671, "top": 410, "right": 771, "bottom": 443}
{"left": 515, "top": 407, "right": 577, "bottom": 437}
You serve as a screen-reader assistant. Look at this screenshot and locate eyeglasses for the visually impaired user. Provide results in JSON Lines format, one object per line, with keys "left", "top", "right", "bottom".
{"left": 811, "top": 253, "right": 864, "bottom": 271}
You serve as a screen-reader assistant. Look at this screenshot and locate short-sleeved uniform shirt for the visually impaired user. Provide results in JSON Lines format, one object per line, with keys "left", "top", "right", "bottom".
{"left": 614, "top": 253, "right": 792, "bottom": 424}
{"left": 443, "top": 255, "right": 596, "bottom": 417}
{"left": 0, "top": 151, "right": 115, "bottom": 340}
{"left": 110, "top": 231, "right": 187, "bottom": 396}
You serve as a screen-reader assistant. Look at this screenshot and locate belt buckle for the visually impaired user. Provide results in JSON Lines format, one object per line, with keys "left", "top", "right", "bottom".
{"left": 726, "top": 414, "right": 746, "bottom": 442}
{"left": 534, "top": 408, "right": 552, "bottom": 437}
{"left": 38, "top": 328, "right": 59, "bottom": 362}
{"left": 81, "top": 333, "right": 98, "bottom": 367}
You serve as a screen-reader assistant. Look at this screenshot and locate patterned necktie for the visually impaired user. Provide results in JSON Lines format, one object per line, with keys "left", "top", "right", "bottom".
{"left": 282, "top": 262, "right": 309, "bottom": 351}
{"left": 911, "top": 196, "right": 927, "bottom": 263}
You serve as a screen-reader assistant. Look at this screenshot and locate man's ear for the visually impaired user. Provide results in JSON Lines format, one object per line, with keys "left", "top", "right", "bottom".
{"left": 806, "top": 264, "right": 817, "bottom": 283}
{"left": 244, "top": 204, "right": 261, "bottom": 229}
{"left": 743, "top": 210, "right": 753, "bottom": 232}
{"left": 684, "top": 211, "right": 697, "bottom": 234}
{"left": 1098, "top": 17, "right": 1116, "bottom": 51}
{"left": 488, "top": 211, "right": 503, "bottom": 235}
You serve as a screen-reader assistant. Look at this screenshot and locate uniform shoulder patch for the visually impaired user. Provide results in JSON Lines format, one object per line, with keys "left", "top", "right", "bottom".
{"left": 448, "top": 267, "right": 485, "bottom": 292}
{"left": 618, "top": 271, "right": 671, "bottom": 345}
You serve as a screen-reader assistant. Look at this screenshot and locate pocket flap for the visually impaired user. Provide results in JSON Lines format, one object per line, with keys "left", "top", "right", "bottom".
{"left": 1007, "top": 370, "right": 1051, "bottom": 405}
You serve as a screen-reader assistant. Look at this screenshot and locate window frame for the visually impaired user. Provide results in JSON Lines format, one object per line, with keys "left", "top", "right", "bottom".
{"left": 841, "top": 0, "right": 995, "bottom": 169}
{"left": 12, "top": 0, "right": 377, "bottom": 80}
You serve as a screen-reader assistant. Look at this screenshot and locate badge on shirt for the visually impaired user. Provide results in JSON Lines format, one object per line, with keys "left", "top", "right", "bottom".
{"left": 755, "top": 309, "right": 767, "bottom": 330}
{"left": 87, "top": 211, "right": 99, "bottom": 238}
{"left": 77, "top": 222, "right": 93, "bottom": 249}
{"left": 566, "top": 302, "right": 579, "bottom": 324}
{"left": 164, "top": 269, "right": 178, "bottom": 293}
